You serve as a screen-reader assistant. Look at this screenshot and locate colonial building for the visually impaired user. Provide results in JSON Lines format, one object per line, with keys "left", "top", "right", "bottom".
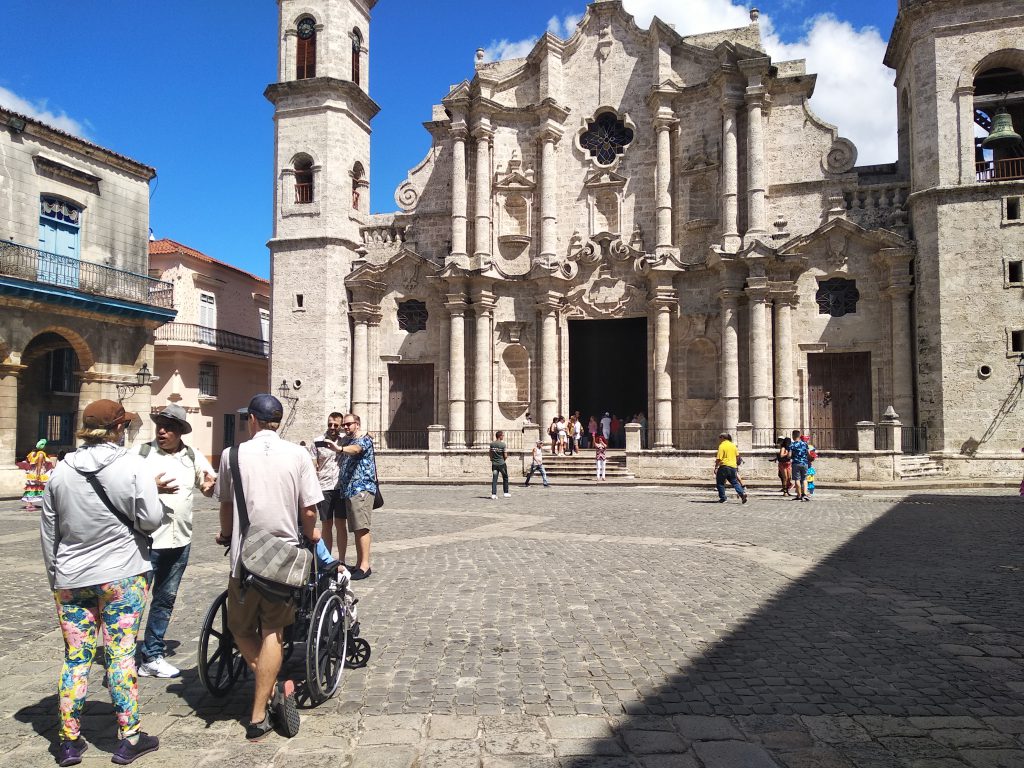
{"left": 149, "top": 239, "right": 271, "bottom": 466}
{"left": 268, "top": 0, "right": 1024, "bottom": 478}
{"left": 0, "top": 108, "right": 173, "bottom": 495}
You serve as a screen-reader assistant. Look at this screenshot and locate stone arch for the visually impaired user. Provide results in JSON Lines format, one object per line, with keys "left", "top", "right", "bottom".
{"left": 503, "top": 193, "right": 529, "bottom": 235}
{"left": 685, "top": 338, "right": 717, "bottom": 400}
{"left": 23, "top": 326, "right": 95, "bottom": 371}
{"left": 962, "top": 48, "right": 1024, "bottom": 84}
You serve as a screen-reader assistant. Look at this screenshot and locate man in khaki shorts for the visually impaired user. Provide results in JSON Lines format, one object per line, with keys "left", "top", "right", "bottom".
{"left": 336, "top": 413, "right": 377, "bottom": 580}
{"left": 214, "top": 394, "right": 322, "bottom": 741}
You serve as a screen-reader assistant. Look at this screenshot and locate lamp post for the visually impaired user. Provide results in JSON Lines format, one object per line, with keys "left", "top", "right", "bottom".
{"left": 116, "top": 363, "right": 152, "bottom": 402}
{"left": 277, "top": 379, "right": 298, "bottom": 403}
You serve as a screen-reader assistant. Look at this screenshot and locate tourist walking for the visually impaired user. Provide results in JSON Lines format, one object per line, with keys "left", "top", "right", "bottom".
{"left": 136, "top": 404, "right": 216, "bottom": 679}
{"left": 600, "top": 412, "right": 611, "bottom": 443}
{"left": 587, "top": 415, "right": 598, "bottom": 450}
{"left": 788, "top": 430, "right": 811, "bottom": 501}
{"left": 549, "top": 417, "right": 560, "bottom": 455}
{"left": 215, "top": 394, "right": 321, "bottom": 741}
{"left": 309, "top": 412, "right": 346, "bottom": 562}
{"left": 774, "top": 436, "right": 792, "bottom": 495}
{"left": 714, "top": 432, "right": 748, "bottom": 503}
{"left": 523, "top": 441, "right": 550, "bottom": 487}
{"left": 557, "top": 416, "right": 568, "bottom": 456}
{"left": 594, "top": 433, "right": 608, "bottom": 481}
{"left": 40, "top": 399, "right": 164, "bottom": 766}
{"left": 336, "top": 413, "right": 378, "bottom": 580}
{"left": 490, "top": 430, "right": 510, "bottom": 498}
{"left": 566, "top": 415, "right": 579, "bottom": 455}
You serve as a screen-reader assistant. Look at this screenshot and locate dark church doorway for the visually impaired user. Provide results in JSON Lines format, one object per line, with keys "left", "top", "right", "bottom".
{"left": 568, "top": 318, "right": 647, "bottom": 440}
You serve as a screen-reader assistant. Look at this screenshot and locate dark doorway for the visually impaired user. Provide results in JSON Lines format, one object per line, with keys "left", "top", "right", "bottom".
{"left": 569, "top": 318, "right": 647, "bottom": 435}
{"left": 808, "top": 352, "right": 872, "bottom": 450}
{"left": 386, "top": 363, "right": 434, "bottom": 449}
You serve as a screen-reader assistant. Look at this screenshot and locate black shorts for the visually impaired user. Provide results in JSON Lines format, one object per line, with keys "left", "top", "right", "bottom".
{"left": 318, "top": 489, "right": 346, "bottom": 521}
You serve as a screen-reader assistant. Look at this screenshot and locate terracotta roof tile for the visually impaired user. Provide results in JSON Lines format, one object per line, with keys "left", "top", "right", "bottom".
{"left": 149, "top": 239, "right": 269, "bottom": 285}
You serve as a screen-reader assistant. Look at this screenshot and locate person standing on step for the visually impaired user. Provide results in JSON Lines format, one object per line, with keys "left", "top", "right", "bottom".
{"left": 524, "top": 441, "right": 550, "bottom": 487}
{"left": 136, "top": 404, "right": 216, "bottom": 679}
{"left": 489, "top": 430, "right": 510, "bottom": 498}
{"left": 594, "top": 433, "right": 608, "bottom": 482}
{"left": 714, "top": 432, "right": 748, "bottom": 503}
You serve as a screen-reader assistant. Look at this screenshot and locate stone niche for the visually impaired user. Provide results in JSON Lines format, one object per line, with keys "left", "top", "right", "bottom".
{"left": 494, "top": 152, "right": 535, "bottom": 276}
{"left": 496, "top": 321, "right": 530, "bottom": 418}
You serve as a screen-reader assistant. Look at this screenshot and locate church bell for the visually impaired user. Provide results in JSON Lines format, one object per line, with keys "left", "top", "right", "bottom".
{"left": 982, "top": 108, "right": 1023, "bottom": 150}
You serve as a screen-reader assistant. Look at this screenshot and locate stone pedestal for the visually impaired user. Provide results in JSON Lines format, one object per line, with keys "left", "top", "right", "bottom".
{"left": 736, "top": 422, "right": 753, "bottom": 454}
{"left": 428, "top": 424, "right": 445, "bottom": 453}
{"left": 857, "top": 421, "right": 876, "bottom": 453}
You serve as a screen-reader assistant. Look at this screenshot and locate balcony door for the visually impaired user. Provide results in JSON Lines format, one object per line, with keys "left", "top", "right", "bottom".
{"left": 38, "top": 198, "right": 81, "bottom": 288}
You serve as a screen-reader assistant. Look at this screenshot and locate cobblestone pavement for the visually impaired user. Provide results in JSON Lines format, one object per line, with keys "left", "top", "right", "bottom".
{"left": 3, "top": 485, "right": 1024, "bottom": 767}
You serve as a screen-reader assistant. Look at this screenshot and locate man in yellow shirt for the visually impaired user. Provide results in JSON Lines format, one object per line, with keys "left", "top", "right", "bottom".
{"left": 714, "top": 432, "right": 748, "bottom": 504}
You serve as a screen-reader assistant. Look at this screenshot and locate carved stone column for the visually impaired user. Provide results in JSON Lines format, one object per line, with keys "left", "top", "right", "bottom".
{"left": 746, "top": 285, "right": 772, "bottom": 436}
{"left": 349, "top": 305, "right": 380, "bottom": 420}
{"left": 718, "top": 289, "right": 741, "bottom": 431}
{"left": 773, "top": 291, "right": 797, "bottom": 432}
{"left": 537, "top": 293, "right": 561, "bottom": 431}
{"left": 955, "top": 84, "right": 976, "bottom": 186}
{"left": 473, "top": 121, "right": 494, "bottom": 267}
{"left": 720, "top": 96, "right": 742, "bottom": 252}
{"left": 472, "top": 288, "right": 497, "bottom": 444}
{"left": 744, "top": 86, "right": 768, "bottom": 244}
{"left": 0, "top": 362, "right": 25, "bottom": 469}
{"left": 445, "top": 293, "right": 469, "bottom": 446}
{"left": 451, "top": 125, "right": 468, "bottom": 261}
{"left": 650, "top": 284, "right": 676, "bottom": 448}
{"left": 654, "top": 115, "right": 678, "bottom": 252}
{"left": 888, "top": 284, "right": 915, "bottom": 421}
{"left": 539, "top": 127, "right": 561, "bottom": 266}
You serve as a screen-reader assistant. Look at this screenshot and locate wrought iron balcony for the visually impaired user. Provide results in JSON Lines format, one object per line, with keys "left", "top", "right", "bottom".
{"left": 155, "top": 321, "right": 270, "bottom": 358}
{"left": 0, "top": 239, "right": 173, "bottom": 308}
{"left": 976, "top": 157, "right": 1024, "bottom": 182}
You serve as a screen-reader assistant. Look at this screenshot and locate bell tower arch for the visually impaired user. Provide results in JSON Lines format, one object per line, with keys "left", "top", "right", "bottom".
{"left": 266, "top": 0, "right": 380, "bottom": 439}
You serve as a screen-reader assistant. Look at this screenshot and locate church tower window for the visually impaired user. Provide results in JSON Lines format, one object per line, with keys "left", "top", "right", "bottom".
{"left": 296, "top": 17, "right": 317, "bottom": 80}
{"left": 397, "top": 300, "right": 428, "bottom": 333}
{"left": 351, "top": 28, "right": 363, "bottom": 86}
{"left": 815, "top": 278, "right": 860, "bottom": 318}
{"left": 580, "top": 111, "right": 635, "bottom": 166}
{"left": 351, "top": 162, "right": 367, "bottom": 211}
{"left": 294, "top": 156, "right": 314, "bottom": 203}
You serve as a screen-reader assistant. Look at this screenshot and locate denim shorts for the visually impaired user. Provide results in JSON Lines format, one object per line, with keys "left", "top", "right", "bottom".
{"left": 792, "top": 463, "right": 809, "bottom": 481}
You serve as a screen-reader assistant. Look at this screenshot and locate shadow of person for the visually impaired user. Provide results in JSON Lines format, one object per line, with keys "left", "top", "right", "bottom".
{"left": 15, "top": 692, "right": 120, "bottom": 759}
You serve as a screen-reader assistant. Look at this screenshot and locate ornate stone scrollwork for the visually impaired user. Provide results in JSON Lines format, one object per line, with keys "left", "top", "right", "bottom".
{"left": 822, "top": 138, "right": 857, "bottom": 175}
{"left": 564, "top": 275, "right": 648, "bottom": 319}
{"left": 395, "top": 181, "right": 419, "bottom": 211}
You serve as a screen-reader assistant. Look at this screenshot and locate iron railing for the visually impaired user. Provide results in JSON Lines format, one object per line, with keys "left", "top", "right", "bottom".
{"left": 155, "top": 322, "right": 269, "bottom": 357}
{"left": 0, "top": 239, "right": 173, "bottom": 308}
{"left": 875, "top": 425, "right": 929, "bottom": 454}
{"left": 379, "top": 430, "right": 429, "bottom": 450}
{"left": 447, "top": 430, "right": 523, "bottom": 450}
{"left": 976, "top": 158, "right": 1024, "bottom": 182}
{"left": 294, "top": 182, "right": 313, "bottom": 204}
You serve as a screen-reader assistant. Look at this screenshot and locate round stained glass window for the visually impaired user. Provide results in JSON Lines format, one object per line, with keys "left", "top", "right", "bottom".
{"left": 580, "top": 112, "right": 635, "bottom": 166}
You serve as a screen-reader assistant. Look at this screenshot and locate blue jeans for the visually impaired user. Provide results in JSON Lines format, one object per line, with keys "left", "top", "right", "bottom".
{"left": 491, "top": 465, "right": 509, "bottom": 495}
{"left": 524, "top": 463, "right": 549, "bottom": 486}
{"left": 715, "top": 466, "right": 746, "bottom": 501}
{"left": 140, "top": 544, "right": 190, "bottom": 661}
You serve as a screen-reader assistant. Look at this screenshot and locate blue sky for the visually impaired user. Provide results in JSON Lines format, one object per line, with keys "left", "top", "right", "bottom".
{"left": 0, "top": 1, "right": 897, "bottom": 280}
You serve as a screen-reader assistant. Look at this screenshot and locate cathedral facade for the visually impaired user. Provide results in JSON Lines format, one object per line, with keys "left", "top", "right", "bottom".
{"left": 268, "top": 0, "right": 1024, "bottom": 478}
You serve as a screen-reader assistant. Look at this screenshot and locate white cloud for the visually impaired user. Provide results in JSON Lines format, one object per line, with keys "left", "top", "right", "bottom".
{"left": 486, "top": 0, "right": 897, "bottom": 165}
{"left": 0, "top": 86, "right": 88, "bottom": 138}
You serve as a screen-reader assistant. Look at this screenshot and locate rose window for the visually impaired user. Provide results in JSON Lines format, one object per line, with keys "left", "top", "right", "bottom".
{"left": 580, "top": 112, "right": 635, "bottom": 166}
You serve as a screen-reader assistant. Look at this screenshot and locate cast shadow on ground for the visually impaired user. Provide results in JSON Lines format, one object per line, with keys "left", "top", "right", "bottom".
{"left": 563, "top": 492, "right": 1024, "bottom": 766}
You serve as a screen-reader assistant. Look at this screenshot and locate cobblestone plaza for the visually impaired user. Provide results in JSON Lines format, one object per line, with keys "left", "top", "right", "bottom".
{"left": 3, "top": 485, "right": 1024, "bottom": 766}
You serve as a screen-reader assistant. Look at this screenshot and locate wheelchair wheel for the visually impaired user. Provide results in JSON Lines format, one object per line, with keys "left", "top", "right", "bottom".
{"left": 198, "top": 589, "right": 246, "bottom": 697}
{"left": 305, "top": 591, "right": 347, "bottom": 704}
{"left": 345, "top": 637, "right": 371, "bottom": 669}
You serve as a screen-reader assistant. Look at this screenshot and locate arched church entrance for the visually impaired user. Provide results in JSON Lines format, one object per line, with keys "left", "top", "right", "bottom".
{"left": 568, "top": 317, "right": 647, "bottom": 443}
{"left": 17, "top": 332, "right": 81, "bottom": 458}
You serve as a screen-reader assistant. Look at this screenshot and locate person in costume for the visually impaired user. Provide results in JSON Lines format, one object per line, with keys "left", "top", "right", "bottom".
{"left": 20, "top": 439, "right": 53, "bottom": 510}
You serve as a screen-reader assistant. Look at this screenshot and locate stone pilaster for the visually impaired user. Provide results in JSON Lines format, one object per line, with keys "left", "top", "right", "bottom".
{"left": 450, "top": 124, "right": 469, "bottom": 262}
{"left": 349, "top": 304, "right": 381, "bottom": 420}
{"left": 650, "top": 283, "right": 676, "bottom": 448}
{"left": 720, "top": 95, "right": 742, "bottom": 252}
{"left": 536, "top": 293, "right": 561, "bottom": 432}
{"left": 887, "top": 284, "right": 915, "bottom": 422}
{"left": 0, "top": 363, "right": 26, "bottom": 468}
{"left": 772, "top": 291, "right": 798, "bottom": 432}
{"left": 955, "top": 84, "right": 976, "bottom": 186}
{"left": 746, "top": 285, "right": 772, "bottom": 436}
{"left": 539, "top": 127, "right": 562, "bottom": 266}
{"left": 654, "top": 114, "right": 678, "bottom": 252}
{"left": 744, "top": 86, "right": 769, "bottom": 244}
{"left": 718, "top": 288, "right": 741, "bottom": 431}
{"left": 445, "top": 293, "right": 469, "bottom": 446}
{"left": 473, "top": 121, "right": 494, "bottom": 267}
{"left": 472, "top": 287, "right": 497, "bottom": 443}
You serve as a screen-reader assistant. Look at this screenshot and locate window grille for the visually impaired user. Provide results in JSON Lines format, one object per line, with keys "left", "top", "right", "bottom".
{"left": 815, "top": 278, "right": 860, "bottom": 317}
{"left": 199, "top": 363, "right": 219, "bottom": 398}
{"left": 397, "top": 300, "right": 428, "bottom": 333}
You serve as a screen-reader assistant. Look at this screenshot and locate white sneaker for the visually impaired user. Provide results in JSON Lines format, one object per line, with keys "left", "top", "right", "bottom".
{"left": 139, "top": 656, "right": 181, "bottom": 678}
{"left": 503, "top": 493, "right": 511, "bottom": 498}
{"left": 490, "top": 494, "right": 497, "bottom": 499}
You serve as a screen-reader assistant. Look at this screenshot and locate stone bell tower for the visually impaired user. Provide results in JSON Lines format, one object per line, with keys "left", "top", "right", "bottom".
{"left": 266, "top": 0, "right": 380, "bottom": 439}
{"left": 884, "top": 0, "right": 1024, "bottom": 457}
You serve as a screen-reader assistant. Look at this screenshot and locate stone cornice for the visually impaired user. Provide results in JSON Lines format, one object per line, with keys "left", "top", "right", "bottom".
{"left": 264, "top": 78, "right": 381, "bottom": 122}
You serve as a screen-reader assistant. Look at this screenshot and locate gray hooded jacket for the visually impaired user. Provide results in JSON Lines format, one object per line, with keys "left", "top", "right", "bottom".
{"left": 41, "top": 443, "right": 164, "bottom": 590}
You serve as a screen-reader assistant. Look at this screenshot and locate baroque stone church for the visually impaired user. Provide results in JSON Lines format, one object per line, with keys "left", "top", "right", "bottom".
{"left": 268, "top": 0, "right": 1024, "bottom": 478}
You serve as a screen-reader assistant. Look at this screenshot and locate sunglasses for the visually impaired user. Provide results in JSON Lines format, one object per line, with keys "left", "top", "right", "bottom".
{"left": 342, "top": 421, "right": 356, "bottom": 427}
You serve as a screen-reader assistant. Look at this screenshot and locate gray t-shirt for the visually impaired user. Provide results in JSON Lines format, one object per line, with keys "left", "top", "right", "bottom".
{"left": 215, "top": 430, "right": 324, "bottom": 577}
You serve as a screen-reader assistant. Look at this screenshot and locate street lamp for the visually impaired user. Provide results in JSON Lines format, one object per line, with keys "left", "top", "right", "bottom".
{"left": 278, "top": 379, "right": 298, "bottom": 402}
{"left": 117, "top": 363, "right": 152, "bottom": 402}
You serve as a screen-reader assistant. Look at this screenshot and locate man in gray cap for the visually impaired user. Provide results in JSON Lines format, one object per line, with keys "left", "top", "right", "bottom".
{"left": 136, "top": 404, "right": 217, "bottom": 678}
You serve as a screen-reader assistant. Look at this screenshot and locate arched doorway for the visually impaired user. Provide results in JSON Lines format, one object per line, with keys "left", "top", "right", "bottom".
{"left": 18, "top": 332, "right": 81, "bottom": 458}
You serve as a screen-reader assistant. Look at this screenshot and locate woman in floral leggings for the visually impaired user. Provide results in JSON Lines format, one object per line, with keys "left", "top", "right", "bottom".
{"left": 41, "top": 400, "right": 164, "bottom": 766}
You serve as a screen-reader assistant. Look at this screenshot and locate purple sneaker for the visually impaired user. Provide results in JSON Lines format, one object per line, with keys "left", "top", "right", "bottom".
{"left": 111, "top": 733, "right": 159, "bottom": 765}
{"left": 58, "top": 738, "right": 88, "bottom": 767}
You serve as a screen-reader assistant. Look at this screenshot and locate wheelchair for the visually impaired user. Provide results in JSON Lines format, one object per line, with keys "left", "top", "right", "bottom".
{"left": 197, "top": 556, "right": 371, "bottom": 706}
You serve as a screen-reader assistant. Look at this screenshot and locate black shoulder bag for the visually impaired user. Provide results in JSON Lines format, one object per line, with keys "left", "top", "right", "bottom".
{"left": 75, "top": 467, "right": 153, "bottom": 548}
{"left": 229, "top": 447, "right": 312, "bottom": 603}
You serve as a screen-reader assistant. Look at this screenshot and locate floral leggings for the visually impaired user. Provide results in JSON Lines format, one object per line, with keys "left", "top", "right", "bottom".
{"left": 54, "top": 575, "right": 148, "bottom": 741}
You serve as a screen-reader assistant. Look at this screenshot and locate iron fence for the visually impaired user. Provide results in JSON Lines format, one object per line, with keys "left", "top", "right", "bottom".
{"left": 447, "top": 430, "right": 523, "bottom": 450}
{"left": 875, "top": 425, "right": 929, "bottom": 454}
{"left": 155, "top": 322, "right": 269, "bottom": 357}
{"left": 379, "top": 430, "right": 429, "bottom": 450}
{"left": 0, "top": 239, "right": 173, "bottom": 308}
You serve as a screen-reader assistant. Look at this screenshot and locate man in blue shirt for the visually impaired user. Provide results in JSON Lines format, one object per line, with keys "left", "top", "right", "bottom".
{"left": 337, "top": 413, "right": 378, "bottom": 579}
{"left": 788, "top": 429, "right": 811, "bottom": 502}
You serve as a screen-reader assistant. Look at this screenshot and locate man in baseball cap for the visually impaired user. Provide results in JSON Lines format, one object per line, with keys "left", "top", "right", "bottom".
{"left": 237, "top": 393, "right": 284, "bottom": 423}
